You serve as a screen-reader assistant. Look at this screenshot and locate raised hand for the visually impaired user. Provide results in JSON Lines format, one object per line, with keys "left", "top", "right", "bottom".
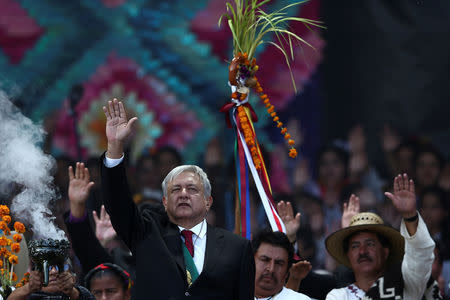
{"left": 93, "top": 205, "right": 117, "bottom": 247}
{"left": 103, "top": 98, "right": 138, "bottom": 158}
{"left": 285, "top": 260, "right": 312, "bottom": 291}
{"left": 384, "top": 174, "right": 417, "bottom": 219}
{"left": 68, "top": 162, "right": 94, "bottom": 218}
{"left": 342, "top": 194, "right": 360, "bottom": 228}
{"left": 289, "top": 260, "right": 312, "bottom": 281}
{"left": 277, "top": 201, "right": 301, "bottom": 243}
{"left": 348, "top": 124, "right": 366, "bottom": 154}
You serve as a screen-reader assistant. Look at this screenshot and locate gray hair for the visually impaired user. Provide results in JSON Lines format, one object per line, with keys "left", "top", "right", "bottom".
{"left": 162, "top": 165, "right": 211, "bottom": 198}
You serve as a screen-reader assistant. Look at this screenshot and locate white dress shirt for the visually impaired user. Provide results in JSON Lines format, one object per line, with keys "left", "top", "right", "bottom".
{"left": 178, "top": 219, "right": 208, "bottom": 274}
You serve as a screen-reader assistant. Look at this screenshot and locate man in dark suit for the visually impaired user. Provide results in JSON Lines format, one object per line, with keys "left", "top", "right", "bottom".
{"left": 101, "top": 99, "right": 255, "bottom": 299}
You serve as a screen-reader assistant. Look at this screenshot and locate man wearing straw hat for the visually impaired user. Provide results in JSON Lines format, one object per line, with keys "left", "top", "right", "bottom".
{"left": 325, "top": 174, "right": 435, "bottom": 299}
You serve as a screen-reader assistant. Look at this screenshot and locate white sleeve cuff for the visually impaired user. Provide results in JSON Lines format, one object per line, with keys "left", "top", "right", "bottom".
{"left": 104, "top": 154, "right": 124, "bottom": 168}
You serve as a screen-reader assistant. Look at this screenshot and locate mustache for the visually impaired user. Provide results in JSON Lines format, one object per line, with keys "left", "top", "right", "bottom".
{"left": 357, "top": 254, "right": 373, "bottom": 263}
{"left": 259, "top": 272, "right": 278, "bottom": 284}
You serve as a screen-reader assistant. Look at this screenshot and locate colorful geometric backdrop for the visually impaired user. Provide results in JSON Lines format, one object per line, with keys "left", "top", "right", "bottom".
{"left": 0, "top": 0, "right": 323, "bottom": 167}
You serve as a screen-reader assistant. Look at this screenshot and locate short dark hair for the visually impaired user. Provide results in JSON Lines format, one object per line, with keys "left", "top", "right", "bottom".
{"left": 343, "top": 230, "right": 391, "bottom": 254}
{"left": 85, "top": 263, "right": 132, "bottom": 291}
{"left": 252, "top": 230, "right": 294, "bottom": 269}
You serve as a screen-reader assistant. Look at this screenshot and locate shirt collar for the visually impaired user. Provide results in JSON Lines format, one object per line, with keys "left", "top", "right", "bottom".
{"left": 178, "top": 219, "right": 207, "bottom": 239}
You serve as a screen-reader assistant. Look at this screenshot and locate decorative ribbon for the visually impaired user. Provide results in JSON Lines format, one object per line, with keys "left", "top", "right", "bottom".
{"left": 228, "top": 89, "right": 286, "bottom": 236}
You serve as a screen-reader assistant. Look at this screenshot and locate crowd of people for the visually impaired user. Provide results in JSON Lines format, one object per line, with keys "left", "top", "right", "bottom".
{"left": 1, "top": 98, "right": 449, "bottom": 299}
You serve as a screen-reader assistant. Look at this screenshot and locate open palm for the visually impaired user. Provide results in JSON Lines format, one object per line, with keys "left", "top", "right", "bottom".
{"left": 104, "top": 99, "right": 137, "bottom": 144}
{"left": 68, "top": 162, "right": 94, "bottom": 206}
{"left": 277, "top": 201, "right": 300, "bottom": 243}
{"left": 384, "top": 174, "right": 416, "bottom": 217}
{"left": 93, "top": 205, "right": 117, "bottom": 247}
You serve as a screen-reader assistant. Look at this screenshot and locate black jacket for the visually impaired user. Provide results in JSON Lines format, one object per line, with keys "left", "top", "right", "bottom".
{"left": 100, "top": 156, "right": 255, "bottom": 300}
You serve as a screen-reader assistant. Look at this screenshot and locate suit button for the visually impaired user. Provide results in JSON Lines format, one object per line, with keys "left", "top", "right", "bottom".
{"left": 185, "top": 292, "right": 190, "bottom": 296}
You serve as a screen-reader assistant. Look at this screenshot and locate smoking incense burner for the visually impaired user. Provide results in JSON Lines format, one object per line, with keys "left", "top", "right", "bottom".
{"left": 28, "top": 239, "right": 70, "bottom": 286}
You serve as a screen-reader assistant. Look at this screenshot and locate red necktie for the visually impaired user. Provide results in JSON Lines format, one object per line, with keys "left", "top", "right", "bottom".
{"left": 181, "top": 230, "right": 194, "bottom": 257}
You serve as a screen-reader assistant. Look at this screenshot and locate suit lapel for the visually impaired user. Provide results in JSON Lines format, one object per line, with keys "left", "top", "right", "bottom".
{"left": 201, "top": 225, "right": 224, "bottom": 276}
{"left": 162, "top": 224, "right": 186, "bottom": 275}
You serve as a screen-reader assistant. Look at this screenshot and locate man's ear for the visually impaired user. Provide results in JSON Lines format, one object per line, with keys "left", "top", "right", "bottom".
{"left": 162, "top": 197, "right": 168, "bottom": 210}
{"left": 206, "top": 196, "right": 213, "bottom": 210}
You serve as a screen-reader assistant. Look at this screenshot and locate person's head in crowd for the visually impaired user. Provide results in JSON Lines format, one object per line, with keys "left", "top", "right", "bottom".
{"left": 303, "top": 196, "right": 325, "bottom": 237}
{"left": 419, "top": 186, "right": 448, "bottom": 237}
{"left": 12, "top": 259, "right": 92, "bottom": 299}
{"left": 316, "top": 143, "right": 349, "bottom": 190}
{"left": 392, "top": 140, "right": 419, "bottom": 175}
{"left": 414, "top": 144, "right": 444, "bottom": 189}
{"left": 342, "top": 184, "right": 378, "bottom": 213}
{"left": 161, "top": 165, "right": 213, "bottom": 228}
{"left": 154, "top": 145, "right": 183, "bottom": 182}
{"left": 252, "top": 230, "right": 293, "bottom": 298}
{"left": 133, "top": 153, "right": 161, "bottom": 204}
{"left": 85, "top": 263, "right": 132, "bottom": 300}
{"left": 326, "top": 212, "right": 404, "bottom": 281}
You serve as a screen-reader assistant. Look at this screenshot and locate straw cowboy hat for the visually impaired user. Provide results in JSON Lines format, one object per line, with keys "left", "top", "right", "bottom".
{"left": 325, "top": 212, "right": 405, "bottom": 268}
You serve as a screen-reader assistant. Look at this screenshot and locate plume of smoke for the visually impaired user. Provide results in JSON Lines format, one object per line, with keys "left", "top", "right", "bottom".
{"left": 0, "top": 90, "right": 66, "bottom": 240}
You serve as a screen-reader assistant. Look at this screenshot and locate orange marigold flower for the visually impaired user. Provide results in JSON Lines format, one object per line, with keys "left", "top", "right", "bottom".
{"left": 2, "top": 215, "right": 11, "bottom": 224}
{"left": 260, "top": 94, "right": 268, "bottom": 100}
{"left": 15, "top": 282, "right": 23, "bottom": 288}
{"left": 255, "top": 87, "right": 263, "bottom": 93}
{"left": 11, "top": 243, "right": 20, "bottom": 253}
{"left": 284, "top": 133, "right": 291, "bottom": 139}
{"left": 270, "top": 112, "right": 276, "bottom": 117}
{"left": 265, "top": 103, "right": 271, "bottom": 108}
{"left": 11, "top": 271, "right": 17, "bottom": 281}
{"left": 14, "top": 222, "right": 25, "bottom": 234}
{"left": 0, "top": 260, "right": 3, "bottom": 268}
{"left": 9, "top": 255, "right": 18, "bottom": 265}
{"left": 289, "top": 148, "right": 298, "bottom": 158}
{"left": 1, "top": 249, "right": 11, "bottom": 258}
{"left": 273, "top": 116, "right": 279, "bottom": 122}
{"left": 0, "top": 205, "right": 10, "bottom": 216}
{"left": 281, "top": 128, "right": 288, "bottom": 134}
{"left": 24, "top": 272, "right": 30, "bottom": 279}
{"left": 240, "top": 117, "right": 248, "bottom": 123}
{"left": 0, "top": 237, "right": 7, "bottom": 246}
{"left": 13, "top": 233, "right": 22, "bottom": 243}
{"left": 288, "top": 139, "right": 295, "bottom": 146}
{"left": 267, "top": 106, "right": 274, "bottom": 114}
{"left": 247, "top": 139, "right": 255, "bottom": 146}
{"left": 0, "top": 221, "right": 7, "bottom": 231}
{"left": 4, "top": 228, "right": 11, "bottom": 236}
{"left": 276, "top": 122, "right": 283, "bottom": 128}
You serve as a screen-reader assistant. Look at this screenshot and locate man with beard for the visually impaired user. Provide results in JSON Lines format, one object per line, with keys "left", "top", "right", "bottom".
{"left": 325, "top": 174, "right": 435, "bottom": 299}
{"left": 252, "top": 230, "right": 311, "bottom": 299}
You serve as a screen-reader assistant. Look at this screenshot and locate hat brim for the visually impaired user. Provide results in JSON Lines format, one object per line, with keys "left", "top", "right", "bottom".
{"left": 325, "top": 224, "right": 405, "bottom": 268}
